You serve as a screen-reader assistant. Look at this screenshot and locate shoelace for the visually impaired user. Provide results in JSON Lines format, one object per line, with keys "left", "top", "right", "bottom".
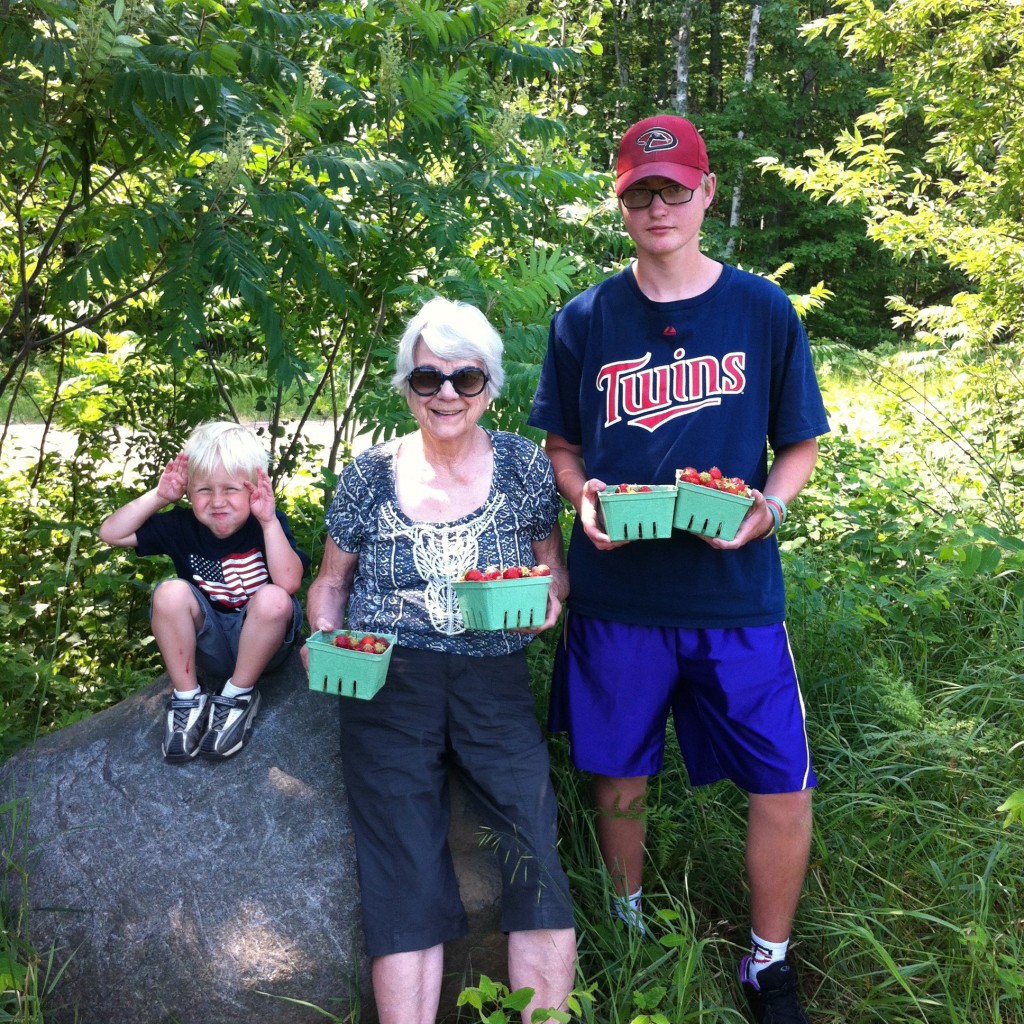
{"left": 209, "top": 694, "right": 246, "bottom": 730}
{"left": 170, "top": 698, "right": 201, "bottom": 731}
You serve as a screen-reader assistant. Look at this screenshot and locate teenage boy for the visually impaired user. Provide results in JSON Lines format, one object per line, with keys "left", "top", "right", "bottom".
{"left": 529, "top": 115, "right": 829, "bottom": 1024}
{"left": 100, "top": 421, "right": 308, "bottom": 762}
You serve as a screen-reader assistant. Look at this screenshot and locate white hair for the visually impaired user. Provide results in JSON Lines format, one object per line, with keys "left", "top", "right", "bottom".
{"left": 391, "top": 296, "right": 505, "bottom": 397}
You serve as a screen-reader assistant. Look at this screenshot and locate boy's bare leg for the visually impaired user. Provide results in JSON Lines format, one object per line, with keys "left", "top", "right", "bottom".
{"left": 508, "top": 928, "right": 577, "bottom": 1023}
{"left": 747, "top": 790, "right": 813, "bottom": 942}
{"left": 150, "top": 579, "right": 204, "bottom": 691}
{"left": 371, "top": 945, "right": 443, "bottom": 1024}
{"left": 593, "top": 774, "right": 648, "bottom": 897}
{"left": 230, "top": 583, "right": 293, "bottom": 689}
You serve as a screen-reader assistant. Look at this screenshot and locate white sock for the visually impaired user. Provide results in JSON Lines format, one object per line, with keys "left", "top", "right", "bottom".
{"left": 221, "top": 678, "right": 253, "bottom": 698}
{"left": 613, "top": 887, "right": 646, "bottom": 935}
{"left": 747, "top": 930, "right": 789, "bottom": 981}
{"left": 173, "top": 687, "right": 201, "bottom": 700}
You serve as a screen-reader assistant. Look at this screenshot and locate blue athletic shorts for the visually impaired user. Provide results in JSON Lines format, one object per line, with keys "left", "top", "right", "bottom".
{"left": 337, "top": 646, "right": 575, "bottom": 958}
{"left": 549, "top": 611, "right": 816, "bottom": 794}
{"left": 150, "top": 580, "right": 303, "bottom": 683}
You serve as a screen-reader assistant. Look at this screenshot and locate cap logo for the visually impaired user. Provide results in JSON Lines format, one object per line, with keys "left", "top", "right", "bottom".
{"left": 636, "top": 128, "right": 678, "bottom": 154}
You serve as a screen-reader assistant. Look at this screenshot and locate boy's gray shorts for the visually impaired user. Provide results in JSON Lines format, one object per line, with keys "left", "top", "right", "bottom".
{"left": 150, "top": 580, "right": 303, "bottom": 683}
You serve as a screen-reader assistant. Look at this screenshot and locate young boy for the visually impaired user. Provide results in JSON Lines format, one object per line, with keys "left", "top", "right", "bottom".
{"left": 100, "top": 421, "right": 309, "bottom": 762}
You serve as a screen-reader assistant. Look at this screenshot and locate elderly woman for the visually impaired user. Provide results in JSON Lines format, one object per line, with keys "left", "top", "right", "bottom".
{"left": 305, "top": 297, "right": 576, "bottom": 1024}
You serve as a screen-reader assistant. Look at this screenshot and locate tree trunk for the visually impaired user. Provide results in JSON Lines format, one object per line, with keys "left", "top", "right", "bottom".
{"left": 674, "top": 0, "right": 697, "bottom": 115}
{"left": 613, "top": 0, "right": 631, "bottom": 90}
{"left": 707, "top": 0, "right": 723, "bottom": 111}
{"left": 724, "top": 3, "right": 762, "bottom": 259}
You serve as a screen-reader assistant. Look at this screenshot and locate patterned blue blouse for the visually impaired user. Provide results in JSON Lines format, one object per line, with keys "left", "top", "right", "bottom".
{"left": 325, "top": 430, "right": 560, "bottom": 656}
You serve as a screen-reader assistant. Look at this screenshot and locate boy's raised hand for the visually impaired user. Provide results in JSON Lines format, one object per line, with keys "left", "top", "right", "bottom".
{"left": 246, "top": 467, "right": 277, "bottom": 523}
{"left": 156, "top": 453, "right": 189, "bottom": 504}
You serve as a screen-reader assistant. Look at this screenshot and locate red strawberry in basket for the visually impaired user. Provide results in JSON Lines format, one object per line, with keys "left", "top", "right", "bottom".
{"left": 531, "top": 564, "right": 552, "bottom": 577}
{"left": 463, "top": 568, "right": 484, "bottom": 581}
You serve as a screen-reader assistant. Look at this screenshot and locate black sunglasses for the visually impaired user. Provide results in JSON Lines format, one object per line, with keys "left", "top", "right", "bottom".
{"left": 407, "top": 366, "right": 490, "bottom": 397}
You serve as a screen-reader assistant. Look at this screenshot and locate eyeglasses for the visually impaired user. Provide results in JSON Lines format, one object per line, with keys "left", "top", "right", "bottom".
{"left": 620, "top": 183, "right": 696, "bottom": 209}
{"left": 407, "top": 366, "right": 490, "bottom": 397}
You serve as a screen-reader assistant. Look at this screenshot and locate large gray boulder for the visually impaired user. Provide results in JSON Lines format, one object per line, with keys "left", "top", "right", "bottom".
{"left": 0, "top": 652, "right": 504, "bottom": 1024}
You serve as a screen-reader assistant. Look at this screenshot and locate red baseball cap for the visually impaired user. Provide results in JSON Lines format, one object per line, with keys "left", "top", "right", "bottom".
{"left": 615, "top": 115, "right": 709, "bottom": 195}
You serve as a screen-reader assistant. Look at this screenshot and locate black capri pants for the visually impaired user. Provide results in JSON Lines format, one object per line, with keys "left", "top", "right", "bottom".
{"left": 337, "top": 645, "right": 575, "bottom": 957}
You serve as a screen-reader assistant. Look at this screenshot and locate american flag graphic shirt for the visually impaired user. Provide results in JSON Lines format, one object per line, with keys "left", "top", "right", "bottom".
{"left": 189, "top": 549, "right": 269, "bottom": 609}
{"left": 134, "top": 506, "right": 309, "bottom": 612}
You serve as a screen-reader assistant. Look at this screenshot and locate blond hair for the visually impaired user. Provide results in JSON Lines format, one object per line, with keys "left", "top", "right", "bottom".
{"left": 183, "top": 421, "right": 268, "bottom": 483}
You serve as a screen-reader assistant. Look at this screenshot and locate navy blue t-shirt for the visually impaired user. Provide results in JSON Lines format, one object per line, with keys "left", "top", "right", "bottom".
{"left": 528, "top": 263, "right": 829, "bottom": 628}
{"left": 136, "top": 507, "right": 309, "bottom": 613}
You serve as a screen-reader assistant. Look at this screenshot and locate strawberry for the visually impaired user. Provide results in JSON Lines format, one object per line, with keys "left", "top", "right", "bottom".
{"left": 332, "top": 633, "right": 355, "bottom": 649}
{"left": 463, "top": 568, "right": 484, "bottom": 581}
{"left": 481, "top": 566, "right": 501, "bottom": 581}
{"left": 531, "top": 564, "right": 552, "bottom": 576}
{"left": 503, "top": 566, "right": 524, "bottom": 579}
{"left": 678, "top": 466, "right": 750, "bottom": 496}
{"left": 373, "top": 639, "right": 390, "bottom": 654}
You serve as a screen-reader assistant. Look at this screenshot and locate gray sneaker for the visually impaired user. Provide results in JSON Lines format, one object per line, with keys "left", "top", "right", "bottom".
{"left": 198, "top": 689, "right": 261, "bottom": 760}
{"left": 162, "top": 692, "right": 210, "bottom": 763}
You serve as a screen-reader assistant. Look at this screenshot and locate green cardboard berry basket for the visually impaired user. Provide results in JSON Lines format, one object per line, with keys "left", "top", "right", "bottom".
{"left": 306, "top": 629, "right": 397, "bottom": 699}
{"left": 673, "top": 477, "right": 754, "bottom": 540}
{"left": 452, "top": 575, "right": 551, "bottom": 631}
{"left": 598, "top": 485, "right": 678, "bottom": 541}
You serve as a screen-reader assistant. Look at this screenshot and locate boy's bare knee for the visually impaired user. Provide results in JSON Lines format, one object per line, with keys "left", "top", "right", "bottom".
{"left": 249, "top": 583, "right": 293, "bottom": 620}
{"left": 152, "top": 579, "right": 198, "bottom": 613}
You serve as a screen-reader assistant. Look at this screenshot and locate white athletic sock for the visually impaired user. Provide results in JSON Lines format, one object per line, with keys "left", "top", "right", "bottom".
{"left": 221, "top": 678, "right": 253, "bottom": 698}
{"left": 613, "top": 887, "right": 646, "bottom": 935}
{"left": 173, "top": 687, "right": 201, "bottom": 700}
{"left": 747, "top": 930, "right": 789, "bottom": 981}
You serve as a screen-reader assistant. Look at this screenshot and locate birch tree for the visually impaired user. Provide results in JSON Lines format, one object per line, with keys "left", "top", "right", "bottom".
{"left": 724, "top": 2, "right": 762, "bottom": 257}
{"left": 673, "top": 0, "right": 698, "bottom": 114}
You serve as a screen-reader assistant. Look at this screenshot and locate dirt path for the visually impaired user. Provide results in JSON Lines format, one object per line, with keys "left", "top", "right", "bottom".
{"left": 0, "top": 421, "right": 370, "bottom": 480}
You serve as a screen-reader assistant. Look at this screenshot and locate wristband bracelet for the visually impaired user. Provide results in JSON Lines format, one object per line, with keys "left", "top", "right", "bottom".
{"left": 763, "top": 495, "right": 787, "bottom": 525}
{"left": 759, "top": 501, "right": 781, "bottom": 540}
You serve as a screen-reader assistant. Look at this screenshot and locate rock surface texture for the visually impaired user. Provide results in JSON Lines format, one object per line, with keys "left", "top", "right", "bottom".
{"left": 1, "top": 652, "right": 504, "bottom": 1024}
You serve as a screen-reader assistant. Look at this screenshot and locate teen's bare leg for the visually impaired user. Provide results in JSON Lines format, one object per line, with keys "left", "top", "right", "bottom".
{"left": 372, "top": 945, "right": 443, "bottom": 1024}
{"left": 150, "top": 579, "right": 204, "bottom": 691}
{"left": 231, "top": 583, "right": 293, "bottom": 688}
{"left": 508, "top": 928, "right": 577, "bottom": 1023}
{"left": 747, "top": 790, "right": 813, "bottom": 941}
{"left": 593, "top": 775, "right": 648, "bottom": 896}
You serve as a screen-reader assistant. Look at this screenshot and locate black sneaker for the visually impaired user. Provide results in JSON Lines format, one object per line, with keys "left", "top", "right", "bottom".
{"left": 197, "top": 689, "right": 261, "bottom": 760}
{"left": 162, "top": 692, "right": 210, "bottom": 763}
{"left": 741, "top": 958, "right": 811, "bottom": 1024}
